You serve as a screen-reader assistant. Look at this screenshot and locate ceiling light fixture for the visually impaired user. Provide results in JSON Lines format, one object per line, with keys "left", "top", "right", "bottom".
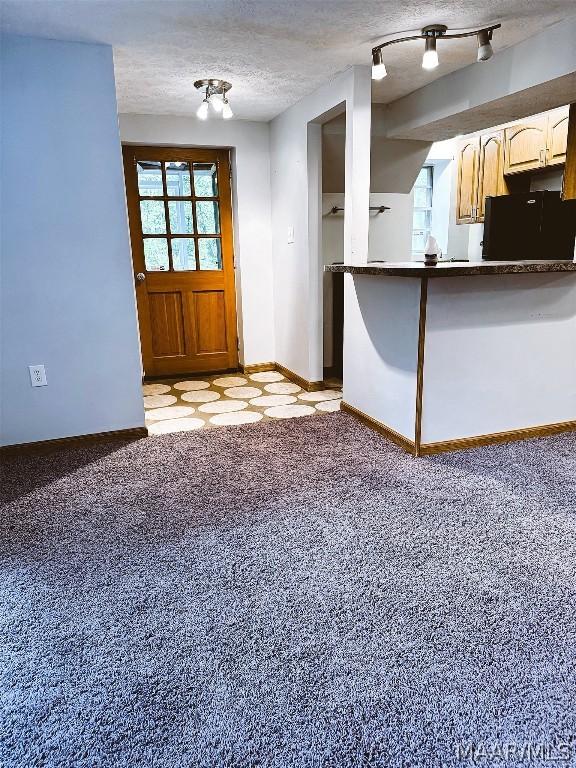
{"left": 222, "top": 97, "right": 234, "bottom": 120}
{"left": 194, "top": 79, "right": 233, "bottom": 120}
{"left": 371, "top": 22, "right": 500, "bottom": 80}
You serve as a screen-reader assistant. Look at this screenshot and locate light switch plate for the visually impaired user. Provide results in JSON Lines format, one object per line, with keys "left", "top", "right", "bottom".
{"left": 29, "top": 364, "right": 47, "bottom": 387}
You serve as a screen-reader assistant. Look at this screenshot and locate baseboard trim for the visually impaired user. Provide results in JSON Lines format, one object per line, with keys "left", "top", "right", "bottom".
{"left": 340, "top": 401, "right": 417, "bottom": 454}
{"left": 419, "top": 420, "right": 576, "bottom": 455}
{"left": 241, "top": 362, "right": 276, "bottom": 374}
{"left": 244, "top": 361, "right": 325, "bottom": 392}
{"left": 0, "top": 427, "right": 148, "bottom": 456}
{"left": 274, "top": 363, "right": 324, "bottom": 392}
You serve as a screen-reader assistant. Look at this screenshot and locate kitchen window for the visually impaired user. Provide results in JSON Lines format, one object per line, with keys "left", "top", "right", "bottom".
{"left": 412, "top": 166, "right": 433, "bottom": 257}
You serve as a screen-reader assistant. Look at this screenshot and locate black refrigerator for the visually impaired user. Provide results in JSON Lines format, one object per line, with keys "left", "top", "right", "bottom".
{"left": 482, "top": 191, "right": 576, "bottom": 261}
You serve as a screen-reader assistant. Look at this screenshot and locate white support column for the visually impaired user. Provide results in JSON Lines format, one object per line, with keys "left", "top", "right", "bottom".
{"left": 344, "top": 66, "right": 372, "bottom": 266}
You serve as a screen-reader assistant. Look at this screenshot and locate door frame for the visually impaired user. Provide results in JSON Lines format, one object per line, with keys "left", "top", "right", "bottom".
{"left": 122, "top": 144, "right": 239, "bottom": 377}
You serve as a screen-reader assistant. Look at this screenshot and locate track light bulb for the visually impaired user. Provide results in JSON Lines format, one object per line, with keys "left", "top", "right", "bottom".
{"left": 422, "top": 37, "right": 439, "bottom": 70}
{"left": 371, "top": 49, "right": 387, "bottom": 80}
{"left": 197, "top": 99, "right": 209, "bottom": 120}
{"left": 477, "top": 29, "right": 493, "bottom": 61}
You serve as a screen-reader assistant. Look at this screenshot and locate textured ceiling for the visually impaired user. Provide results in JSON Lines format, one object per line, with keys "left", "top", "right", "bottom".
{"left": 1, "top": 0, "right": 575, "bottom": 121}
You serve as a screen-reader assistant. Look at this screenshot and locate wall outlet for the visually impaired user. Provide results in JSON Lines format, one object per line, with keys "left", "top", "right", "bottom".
{"left": 287, "top": 225, "right": 295, "bottom": 244}
{"left": 29, "top": 364, "right": 47, "bottom": 387}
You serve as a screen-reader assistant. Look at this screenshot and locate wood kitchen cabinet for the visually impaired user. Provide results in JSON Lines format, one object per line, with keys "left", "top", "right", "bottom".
{"left": 547, "top": 107, "right": 570, "bottom": 167}
{"left": 562, "top": 103, "right": 576, "bottom": 200}
{"left": 503, "top": 115, "right": 548, "bottom": 174}
{"left": 456, "top": 106, "right": 571, "bottom": 224}
{"left": 503, "top": 106, "right": 569, "bottom": 174}
{"left": 477, "top": 131, "right": 507, "bottom": 220}
{"left": 456, "top": 138, "right": 480, "bottom": 224}
{"left": 456, "top": 132, "right": 507, "bottom": 224}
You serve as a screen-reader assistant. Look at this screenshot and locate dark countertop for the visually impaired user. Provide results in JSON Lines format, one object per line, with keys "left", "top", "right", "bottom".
{"left": 325, "top": 260, "right": 576, "bottom": 278}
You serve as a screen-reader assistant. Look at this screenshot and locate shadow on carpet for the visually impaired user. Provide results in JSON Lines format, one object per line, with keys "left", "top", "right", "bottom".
{"left": 1, "top": 412, "right": 575, "bottom": 767}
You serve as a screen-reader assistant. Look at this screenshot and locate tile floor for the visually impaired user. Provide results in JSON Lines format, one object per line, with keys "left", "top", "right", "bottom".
{"left": 143, "top": 371, "right": 342, "bottom": 435}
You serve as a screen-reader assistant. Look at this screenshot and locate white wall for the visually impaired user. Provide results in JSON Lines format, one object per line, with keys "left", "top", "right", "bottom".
{"left": 322, "top": 193, "right": 413, "bottom": 264}
{"left": 321, "top": 192, "right": 413, "bottom": 367}
{"left": 343, "top": 274, "right": 421, "bottom": 440}
{"left": 119, "top": 114, "right": 274, "bottom": 367}
{"left": 270, "top": 66, "right": 372, "bottom": 382}
{"left": 422, "top": 274, "right": 576, "bottom": 442}
{"left": 0, "top": 35, "right": 144, "bottom": 446}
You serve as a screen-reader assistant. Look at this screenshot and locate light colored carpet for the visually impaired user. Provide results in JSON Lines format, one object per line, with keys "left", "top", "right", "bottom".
{"left": 1, "top": 413, "right": 575, "bottom": 767}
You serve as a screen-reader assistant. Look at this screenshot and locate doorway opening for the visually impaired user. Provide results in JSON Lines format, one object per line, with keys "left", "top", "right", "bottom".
{"left": 321, "top": 115, "right": 346, "bottom": 386}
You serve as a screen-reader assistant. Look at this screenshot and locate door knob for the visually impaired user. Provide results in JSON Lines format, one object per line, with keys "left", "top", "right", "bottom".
{"left": 136, "top": 272, "right": 146, "bottom": 282}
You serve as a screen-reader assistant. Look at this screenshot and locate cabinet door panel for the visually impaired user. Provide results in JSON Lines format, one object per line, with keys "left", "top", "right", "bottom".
{"left": 477, "top": 131, "right": 507, "bottom": 221}
{"left": 456, "top": 138, "right": 480, "bottom": 224}
{"left": 563, "top": 104, "right": 576, "bottom": 201}
{"left": 546, "top": 107, "right": 570, "bottom": 168}
{"left": 504, "top": 117, "right": 548, "bottom": 174}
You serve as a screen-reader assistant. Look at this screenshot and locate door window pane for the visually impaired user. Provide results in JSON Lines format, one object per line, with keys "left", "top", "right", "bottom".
{"left": 198, "top": 238, "right": 222, "bottom": 270}
{"left": 144, "top": 239, "right": 169, "bottom": 271}
{"left": 193, "top": 163, "right": 218, "bottom": 196}
{"left": 137, "top": 161, "right": 163, "bottom": 196}
{"left": 140, "top": 200, "right": 166, "bottom": 234}
{"left": 196, "top": 201, "right": 220, "bottom": 234}
{"left": 165, "top": 162, "right": 191, "bottom": 196}
{"left": 172, "top": 238, "right": 196, "bottom": 271}
{"left": 168, "top": 201, "right": 194, "bottom": 234}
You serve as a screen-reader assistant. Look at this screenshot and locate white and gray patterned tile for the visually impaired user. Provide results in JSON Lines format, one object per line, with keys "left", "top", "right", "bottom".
{"left": 143, "top": 394, "right": 178, "bottom": 409}
{"left": 298, "top": 390, "right": 342, "bottom": 402}
{"left": 249, "top": 371, "right": 285, "bottom": 383}
{"left": 144, "top": 370, "right": 341, "bottom": 434}
{"left": 212, "top": 376, "right": 247, "bottom": 387}
{"left": 264, "top": 404, "right": 316, "bottom": 419}
{"left": 142, "top": 383, "right": 172, "bottom": 396}
{"left": 249, "top": 394, "right": 297, "bottom": 407}
{"left": 173, "top": 380, "right": 211, "bottom": 391}
{"left": 147, "top": 417, "right": 204, "bottom": 435}
{"left": 209, "top": 411, "right": 263, "bottom": 426}
{"left": 145, "top": 405, "right": 196, "bottom": 421}
{"left": 264, "top": 382, "right": 301, "bottom": 395}
{"left": 180, "top": 390, "right": 221, "bottom": 403}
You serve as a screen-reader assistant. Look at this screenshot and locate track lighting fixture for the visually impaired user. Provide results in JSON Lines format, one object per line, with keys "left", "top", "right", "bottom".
{"left": 476, "top": 28, "right": 494, "bottom": 61}
{"left": 371, "top": 48, "right": 387, "bottom": 80}
{"left": 371, "top": 23, "right": 500, "bottom": 81}
{"left": 194, "top": 79, "right": 233, "bottom": 120}
{"left": 422, "top": 36, "right": 439, "bottom": 70}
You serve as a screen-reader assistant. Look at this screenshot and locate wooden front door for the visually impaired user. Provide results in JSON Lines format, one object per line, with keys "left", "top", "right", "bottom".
{"left": 123, "top": 146, "right": 238, "bottom": 377}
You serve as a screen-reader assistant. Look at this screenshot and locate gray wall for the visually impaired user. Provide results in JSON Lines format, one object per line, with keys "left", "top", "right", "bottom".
{"left": 0, "top": 35, "right": 144, "bottom": 446}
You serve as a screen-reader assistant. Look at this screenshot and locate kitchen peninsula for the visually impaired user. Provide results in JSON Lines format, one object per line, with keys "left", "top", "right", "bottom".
{"left": 327, "top": 260, "right": 576, "bottom": 455}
